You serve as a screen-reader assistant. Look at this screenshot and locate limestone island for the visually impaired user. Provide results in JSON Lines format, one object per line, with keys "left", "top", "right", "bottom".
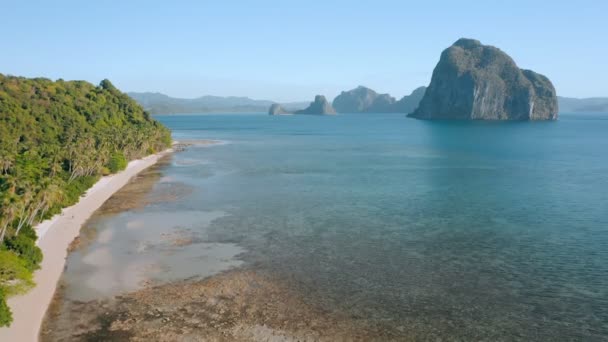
{"left": 409, "top": 38, "right": 558, "bottom": 120}
{"left": 332, "top": 86, "right": 426, "bottom": 114}
{"left": 269, "top": 95, "right": 336, "bottom": 115}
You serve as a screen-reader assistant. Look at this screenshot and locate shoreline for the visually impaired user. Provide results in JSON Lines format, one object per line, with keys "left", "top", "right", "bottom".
{"left": 0, "top": 148, "right": 173, "bottom": 342}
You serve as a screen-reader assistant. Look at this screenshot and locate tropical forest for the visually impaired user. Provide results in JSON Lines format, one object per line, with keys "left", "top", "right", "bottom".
{"left": 0, "top": 74, "right": 171, "bottom": 326}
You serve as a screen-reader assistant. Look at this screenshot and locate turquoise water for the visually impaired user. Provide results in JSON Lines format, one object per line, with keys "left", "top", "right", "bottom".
{"left": 74, "top": 113, "right": 608, "bottom": 340}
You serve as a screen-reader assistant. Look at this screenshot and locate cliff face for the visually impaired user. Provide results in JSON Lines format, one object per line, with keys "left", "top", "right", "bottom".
{"left": 268, "top": 103, "right": 291, "bottom": 115}
{"left": 332, "top": 86, "right": 426, "bottom": 114}
{"left": 268, "top": 95, "right": 336, "bottom": 115}
{"left": 295, "top": 95, "right": 336, "bottom": 115}
{"left": 409, "top": 38, "right": 558, "bottom": 120}
{"left": 394, "top": 86, "right": 427, "bottom": 114}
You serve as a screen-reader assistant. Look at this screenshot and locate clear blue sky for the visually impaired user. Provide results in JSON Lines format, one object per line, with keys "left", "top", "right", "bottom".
{"left": 1, "top": 0, "right": 606, "bottom": 102}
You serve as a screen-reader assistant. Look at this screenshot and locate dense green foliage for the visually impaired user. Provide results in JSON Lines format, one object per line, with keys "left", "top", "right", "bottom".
{"left": 0, "top": 74, "right": 171, "bottom": 326}
{"left": 0, "top": 250, "right": 34, "bottom": 295}
{"left": 107, "top": 151, "right": 128, "bottom": 173}
{"left": 3, "top": 234, "right": 43, "bottom": 271}
{"left": 0, "top": 288, "right": 11, "bottom": 327}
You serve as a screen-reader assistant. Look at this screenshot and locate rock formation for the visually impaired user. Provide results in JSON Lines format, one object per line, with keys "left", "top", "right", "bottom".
{"left": 268, "top": 103, "right": 292, "bottom": 115}
{"left": 333, "top": 86, "right": 392, "bottom": 113}
{"left": 393, "top": 86, "right": 427, "bottom": 114}
{"left": 268, "top": 95, "right": 336, "bottom": 115}
{"left": 409, "top": 38, "right": 558, "bottom": 120}
{"left": 332, "top": 86, "right": 426, "bottom": 114}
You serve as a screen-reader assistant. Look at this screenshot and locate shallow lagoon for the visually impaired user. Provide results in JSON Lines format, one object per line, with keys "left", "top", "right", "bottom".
{"left": 51, "top": 113, "right": 608, "bottom": 340}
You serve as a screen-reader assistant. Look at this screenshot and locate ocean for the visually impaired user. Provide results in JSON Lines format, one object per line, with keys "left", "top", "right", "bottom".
{"left": 48, "top": 113, "right": 608, "bottom": 340}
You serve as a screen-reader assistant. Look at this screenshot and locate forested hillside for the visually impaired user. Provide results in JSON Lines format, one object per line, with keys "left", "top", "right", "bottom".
{"left": 0, "top": 74, "right": 171, "bottom": 326}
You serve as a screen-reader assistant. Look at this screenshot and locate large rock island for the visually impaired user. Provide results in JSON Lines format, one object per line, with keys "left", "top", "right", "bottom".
{"left": 269, "top": 95, "right": 336, "bottom": 115}
{"left": 409, "top": 38, "right": 558, "bottom": 120}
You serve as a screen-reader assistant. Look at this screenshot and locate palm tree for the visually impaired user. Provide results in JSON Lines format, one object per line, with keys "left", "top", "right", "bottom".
{"left": 14, "top": 189, "right": 33, "bottom": 235}
{"left": 37, "top": 183, "right": 62, "bottom": 222}
{"left": 0, "top": 156, "right": 12, "bottom": 175}
{"left": 0, "top": 195, "right": 17, "bottom": 243}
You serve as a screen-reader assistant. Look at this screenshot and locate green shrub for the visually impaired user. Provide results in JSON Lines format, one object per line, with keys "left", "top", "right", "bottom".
{"left": 0, "top": 289, "right": 12, "bottom": 327}
{"left": 18, "top": 224, "right": 38, "bottom": 241}
{"left": 107, "top": 151, "right": 128, "bottom": 173}
{"left": 63, "top": 175, "right": 99, "bottom": 206}
{"left": 0, "top": 250, "right": 34, "bottom": 296}
{"left": 3, "top": 235, "right": 43, "bottom": 271}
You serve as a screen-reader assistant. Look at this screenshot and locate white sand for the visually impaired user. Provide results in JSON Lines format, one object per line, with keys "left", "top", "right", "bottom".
{"left": 0, "top": 149, "right": 172, "bottom": 342}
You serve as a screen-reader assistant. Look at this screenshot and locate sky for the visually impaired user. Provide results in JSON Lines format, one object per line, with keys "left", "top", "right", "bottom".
{"left": 1, "top": 0, "right": 607, "bottom": 102}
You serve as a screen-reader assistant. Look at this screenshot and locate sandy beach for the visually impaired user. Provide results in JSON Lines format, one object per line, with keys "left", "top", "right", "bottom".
{"left": 0, "top": 149, "right": 172, "bottom": 342}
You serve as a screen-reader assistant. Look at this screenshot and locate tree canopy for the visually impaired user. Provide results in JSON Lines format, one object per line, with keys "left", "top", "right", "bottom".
{"left": 0, "top": 74, "right": 171, "bottom": 326}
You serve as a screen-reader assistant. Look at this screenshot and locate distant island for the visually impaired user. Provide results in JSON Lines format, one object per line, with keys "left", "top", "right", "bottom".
{"left": 410, "top": 38, "right": 558, "bottom": 120}
{"left": 127, "top": 53, "right": 606, "bottom": 118}
{"left": 268, "top": 87, "right": 426, "bottom": 116}
{"left": 268, "top": 104, "right": 292, "bottom": 115}
{"left": 333, "top": 86, "right": 426, "bottom": 114}
{"left": 269, "top": 95, "right": 336, "bottom": 115}
{"left": 129, "top": 90, "right": 607, "bottom": 117}
{"left": 132, "top": 87, "right": 426, "bottom": 115}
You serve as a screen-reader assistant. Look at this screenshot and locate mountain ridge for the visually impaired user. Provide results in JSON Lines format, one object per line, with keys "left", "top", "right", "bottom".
{"left": 558, "top": 96, "right": 608, "bottom": 113}
{"left": 128, "top": 92, "right": 308, "bottom": 114}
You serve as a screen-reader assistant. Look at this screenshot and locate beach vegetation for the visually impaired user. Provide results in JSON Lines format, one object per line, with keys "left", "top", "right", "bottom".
{"left": 0, "top": 73, "right": 172, "bottom": 326}
{"left": 107, "top": 152, "right": 128, "bottom": 173}
{"left": 3, "top": 234, "right": 43, "bottom": 271}
{"left": 0, "top": 250, "right": 34, "bottom": 295}
{"left": 0, "top": 288, "right": 11, "bottom": 327}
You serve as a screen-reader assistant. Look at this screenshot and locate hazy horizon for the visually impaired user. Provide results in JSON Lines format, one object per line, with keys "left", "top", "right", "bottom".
{"left": 2, "top": 0, "right": 607, "bottom": 102}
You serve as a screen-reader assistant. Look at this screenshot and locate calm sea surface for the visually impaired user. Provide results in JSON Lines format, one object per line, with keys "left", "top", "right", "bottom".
{"left": 63, "top": 113, "right": 608, "bottom": 340}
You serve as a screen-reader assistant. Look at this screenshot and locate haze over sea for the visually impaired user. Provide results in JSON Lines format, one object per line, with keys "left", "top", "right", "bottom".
{"left": 57, "top": 113, "right": 607, "bottom": 340}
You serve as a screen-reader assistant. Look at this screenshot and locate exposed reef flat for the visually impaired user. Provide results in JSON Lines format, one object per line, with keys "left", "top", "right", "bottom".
{"left": 41, "top": 270, "right": 404, "bottom": 341}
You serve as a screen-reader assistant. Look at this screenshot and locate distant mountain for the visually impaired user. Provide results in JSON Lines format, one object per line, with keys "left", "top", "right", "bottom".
{"left": 128, "top": 92, "right": 307, "bottom": 114}
{"left": 332, "top": 86, "right": 426, "bottom": 114}
{"left": 558, "top": 97, "right": 608, "bottom": 113}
